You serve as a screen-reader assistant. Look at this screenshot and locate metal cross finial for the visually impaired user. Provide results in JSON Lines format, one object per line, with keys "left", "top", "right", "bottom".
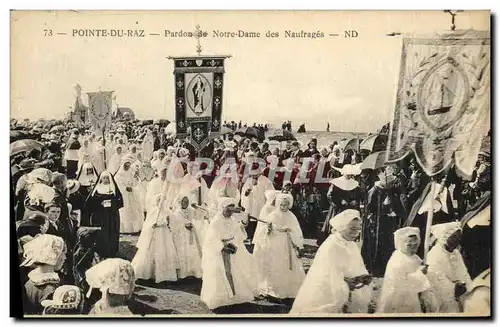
{"left": 444, "top": 10, "right": 463, "bottom": 31}
{"left": 195, "top": 25, "right": 203, "bottom": 56}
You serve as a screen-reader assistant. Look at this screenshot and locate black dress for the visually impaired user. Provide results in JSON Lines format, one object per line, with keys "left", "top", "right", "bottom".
{"left": 362, "top": 182, "right": 406, "bottom": 277}
{"left": 85, "top": 191, "right": 124, "bottom": 259}
{"left": 460, "top": 192, "right": 491, "bottom": 279}
{"left": 317, "top": 181, "right": 361, "bottom": 246}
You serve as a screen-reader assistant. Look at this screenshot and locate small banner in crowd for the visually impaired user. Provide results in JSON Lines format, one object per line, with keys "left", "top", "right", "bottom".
{"left": 88, "top": 91, "right": 113, "bottom": 132}
{"left": 386, "top": 30, "right": 490, "bottom": 179}
{"left": 170, "top": 56, "right": 229, "bottom": 142}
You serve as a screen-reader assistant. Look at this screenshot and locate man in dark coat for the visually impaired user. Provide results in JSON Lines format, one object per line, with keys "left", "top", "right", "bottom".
{"left": 64, "top": 130, "right": 81, "bottom": 178}
{"left": 51, "top": 173, "right": 77, "bottom": 284}
{"left": 152, "top": 130, "right": 161, "bottom": 151}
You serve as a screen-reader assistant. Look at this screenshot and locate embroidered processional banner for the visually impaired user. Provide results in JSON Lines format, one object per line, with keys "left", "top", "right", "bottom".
{"left": 386, "top": 30, "right": 490, "bottom": 179}
{"left": 87, "top": 91, "right": 113, "bottom": 133}
{"left": 171, "top": 56, "right": 228, "bottom": 147}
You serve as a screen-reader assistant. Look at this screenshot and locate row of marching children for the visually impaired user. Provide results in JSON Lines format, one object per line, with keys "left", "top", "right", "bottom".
{"left": 128, "top": 151, "right": 310, "bottom": 311}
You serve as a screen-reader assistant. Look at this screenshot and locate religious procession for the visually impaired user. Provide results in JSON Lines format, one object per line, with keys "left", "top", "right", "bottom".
{"left": 11, "top": 12, "right": 491, "bottom": 318}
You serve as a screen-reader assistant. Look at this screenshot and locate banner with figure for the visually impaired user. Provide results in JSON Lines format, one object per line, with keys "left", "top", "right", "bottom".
{"left": 88, "top": 91, "right": 113, "bottom": 134}
{"left": 386, "top": 30, "right": 490, "bottom": 179}
{"left": 185, "top": 72, "right": 214, "bottom": 121}
{"left": 170, "top": 56, "right": 229, "bottom": 140}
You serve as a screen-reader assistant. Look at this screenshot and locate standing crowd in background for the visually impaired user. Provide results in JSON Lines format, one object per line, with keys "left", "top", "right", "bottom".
{"left": 11, "top": 118, "right": 491, "bottom": 315}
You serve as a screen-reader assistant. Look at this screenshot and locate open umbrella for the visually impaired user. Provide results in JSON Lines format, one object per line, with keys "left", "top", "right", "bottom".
{"left": 268, "top": 129, "right": 296, "bottom": 142}
{"left": 360, "top": 134, "right": 388, "bottom": 152}
{"left": 360, "top": 151, "right": 387, "bottom": 170}
{"left": 235, "top": 126, "right": 261, "bottom": 140}
{"left": 10, "top": 130, "right": 29, "bottom": 143}
{"left": 220, "top": 126, "right": 234, "bottom": 135}
{"left": 339, "top": 138, "right": 359, "bottom": 152}
{"left": 154, "top": 119, "right": 170, "bottom": 127}
{"left": 49, "top": 125, "right": 65, "bottom": 133}
{"left": 10, "top": 139, "right": 44, "bottom": 157}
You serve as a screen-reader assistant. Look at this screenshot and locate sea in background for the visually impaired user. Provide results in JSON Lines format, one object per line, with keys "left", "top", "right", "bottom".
{"left": 259, "top": 130, "right": 371, "bottom": 151}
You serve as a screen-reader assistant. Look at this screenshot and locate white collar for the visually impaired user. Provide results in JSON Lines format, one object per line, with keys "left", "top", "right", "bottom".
{"left": 331, "top": 177, "right": 359, "bottom": 191}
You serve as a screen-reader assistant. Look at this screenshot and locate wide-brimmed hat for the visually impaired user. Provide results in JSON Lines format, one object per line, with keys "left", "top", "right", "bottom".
{"left": 332, "top": 164, "right": 361, "bottom": 176}
{"left": 66, "top": 180, "right": 81, "bottom": 195}
{"left": 41, "top": 285, "right": 83, "bottom": 310}
{"left": 478, "top": 151, "right": 491, "bottom": 159}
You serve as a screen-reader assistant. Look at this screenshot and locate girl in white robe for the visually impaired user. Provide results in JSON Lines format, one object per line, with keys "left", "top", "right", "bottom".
{"left": 108, "top": 145, "right": 124, "bottom": 175}
{"left": 208, "top": 176, "right": 241, "bottom": 218}
{"left": 136, "top": 159, "right": 155, "bottom": 214}
{"left": 377, "top": 227, "right": 438, "bottom": 313}
{"left": 252, "top": 190, "right": 278, "bottom": 247}
{"left": 179, "top": 172, "right": 211, "bottom": 245}
{"left": 290, "top": 209, "right": 372, "bottom": 314}
{"left": 253, "top": 193, "right": 304, "bottom": 299}
{"left": 169, "top": 194, "right": 203, "bottom": 279}
{"left": 114, "top": 157, "right": 144, "bottom": 234}
{"left": 92, "top": 140, "right": 106, "bottom": 175}
{"left": 131, "top": 163, "right": 180, "bottom": 283}
{"left": 77, "top": 138, "right": 93, "bottom": 173}
{"left": 151, "top": 149, "right": 166, "bottom": 173}
{"left": 200, "top": 197, "right": 258, "bottom": 310}
{"left": 426, "top": 222, "right": 472, "bottom": 313}
{"left": 241, "top": 172, "right": 275, "bottom": 220}
{"left": 127, "top": 144, "right": 139, "bottom": 162}
{"left": 141, "top": 130, "right": 154, "bottom": 161}
{"left": 163, "top": 157, "right": 186, "bottom": 209}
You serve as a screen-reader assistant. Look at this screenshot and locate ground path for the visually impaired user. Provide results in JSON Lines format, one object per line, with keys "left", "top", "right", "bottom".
{"left": 118, "top": 235, "right": 382, "bottom": 316}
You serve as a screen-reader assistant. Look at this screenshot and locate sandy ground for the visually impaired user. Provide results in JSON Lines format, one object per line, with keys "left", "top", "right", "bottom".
{"left": 118, "top": 235, "right": 382, "bottom": 316}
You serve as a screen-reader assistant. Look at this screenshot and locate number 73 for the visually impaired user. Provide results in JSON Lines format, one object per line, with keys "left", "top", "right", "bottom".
{"left": 44, "top": 29, "right": 53, "bottom": 36}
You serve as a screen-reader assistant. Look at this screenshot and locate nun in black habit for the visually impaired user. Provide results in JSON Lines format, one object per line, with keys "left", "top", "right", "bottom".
{"left": 84, "top": 171, "right": 124, "bottom": 259}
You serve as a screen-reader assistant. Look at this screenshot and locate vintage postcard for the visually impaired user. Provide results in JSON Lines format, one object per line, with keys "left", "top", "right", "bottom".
{"left": 10, "top": 10, "right": 491, "bottom": 318}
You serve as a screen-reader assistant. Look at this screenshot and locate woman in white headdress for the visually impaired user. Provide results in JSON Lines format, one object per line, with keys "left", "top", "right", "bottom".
{"left": 169, "top": 194, "right": 203, "bottom": 279}
{"left": 108, "top": 145, "right": 125, "bottom": 175}
{"left": 127, "top": 144, "right": 139, "bottom": 162}
{"left": 114, "top": 157, "right": 144, "bottom": 234}
{"left": 76, "top": 162, "right": 99, "bottom": 198}
{"left": 131, "top": 165, "right": 180, "bottom": 283}
{"left": 200, "top": 197, "right": 258, "bottom": 310}
{"left": 208, "top": 173, "right": 240, "bottom": 216}
{"left": 252, "top": 190, "right": 279, "bottom": 247}
{"left": 84, "top": 171, "right": 124, "bottom": 258}
{"left": 77, "top": 137, "right": 93, "bottom": 170}
{"left": 253, "top": 193, "right": 305, "bottom": 299}
{"left": 377, "top": 227, "right": 438, "bottom": 313}
{"left": 426, "top": 222, "right": 471, "bottom": 313}
{"left": 151, "top": 149, "right": 166, "bottom": 173}
{"left": 290, "top": 209, "right": 372, "bottom": 314}
{"left": 141, "top": 130, "right": 154, "bottom": 162}
{"left": 86, "top": 258, "right": 136, "bottom": 315}
{"left": 163, "top": 156, "right": 187, "bottom": 209}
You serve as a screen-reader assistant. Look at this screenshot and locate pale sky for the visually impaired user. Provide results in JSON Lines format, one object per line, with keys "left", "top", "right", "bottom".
{"left": 11, "top": 10, "right": 489, "bottom": 132}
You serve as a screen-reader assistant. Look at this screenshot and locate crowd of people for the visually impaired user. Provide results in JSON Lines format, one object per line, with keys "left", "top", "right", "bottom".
{"left": 11, "top": 117, "right": 491, "bottom": 316}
